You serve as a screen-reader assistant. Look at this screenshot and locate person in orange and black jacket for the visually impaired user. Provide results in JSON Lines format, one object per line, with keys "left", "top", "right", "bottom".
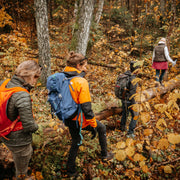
{"left": 63, "top": 51, "right": 114, "bottom": 178}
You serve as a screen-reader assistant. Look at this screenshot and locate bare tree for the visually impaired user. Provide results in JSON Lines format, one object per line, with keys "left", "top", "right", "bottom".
{"left": 34, "top": 0, "right": 51, "bottom": 86}
{"left": 71, "top": 0, "right": 95, "bottom": 56}
{"left": 95, "top": 0, "right": 104, "bottom": 24}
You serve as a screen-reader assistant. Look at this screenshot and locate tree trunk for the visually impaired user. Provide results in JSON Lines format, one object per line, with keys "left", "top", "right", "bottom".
{"left": 95, "top": 0, "right": 104, "bottom": 24}
{"left": 34, "top": 0, "right": 51, "bottom": 86}
{"left": 71, "top": 0, "right": 95, "bottom": 56}
{"left": 160, "top": 0, "right": 165, "bottom": 15}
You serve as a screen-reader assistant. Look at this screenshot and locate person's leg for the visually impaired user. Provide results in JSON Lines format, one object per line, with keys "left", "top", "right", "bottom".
{"left": 128, "top": 104, "right": 137, "bottom": 135}
{"left": 65, "top": 120, "right": 81, "bottom": 175}
{"left": 120, "top": 101, "right": 128, "bottom": 131}
{"left": 83, "top": 120, "right": 113, "bottom": 161}
{"left": 159, "top": 69, "right": 166, "bottom": 83}
{"left": 7, "top": 144, "right": 33, "bottom": 179}
{"left": 155, "top": 69, "right": 160, "bottom": 82}
{"left": 83, "top": 120, "right": 107, "bottom": 156}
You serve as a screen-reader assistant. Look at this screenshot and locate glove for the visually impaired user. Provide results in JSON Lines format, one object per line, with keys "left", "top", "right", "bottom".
{"left": 91, "top": 127, "right": 97, "bottom": 140}
{"left": 172, "top": 59, "right": 177, "bottom": 67}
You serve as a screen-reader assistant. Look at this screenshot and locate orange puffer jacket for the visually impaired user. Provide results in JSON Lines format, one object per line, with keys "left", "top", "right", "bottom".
{"left": 64, "top": 66, "right": 97, "bottom": 128}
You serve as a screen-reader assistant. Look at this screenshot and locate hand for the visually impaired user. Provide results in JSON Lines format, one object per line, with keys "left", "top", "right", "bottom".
{"left": 91, "top": 127, "right": 97, "bottom": 140}
{"left": 172, "top": 59, "right": 177, "bottom": 67}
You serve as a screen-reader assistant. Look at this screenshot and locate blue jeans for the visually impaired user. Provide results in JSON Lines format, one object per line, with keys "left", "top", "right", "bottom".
{"left": 65, "top": 119, "right": 107, "bottom": 174}
{"left": 120, "top": 101, "right": 137, "bottom": 134}
{"left": 155, "top": 69, "right": 166, "bottom": 83}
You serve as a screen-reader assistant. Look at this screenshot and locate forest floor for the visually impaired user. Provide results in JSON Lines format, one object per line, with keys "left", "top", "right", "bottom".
{"left": 0, "top": 22, "right": 180, "bottom": 180}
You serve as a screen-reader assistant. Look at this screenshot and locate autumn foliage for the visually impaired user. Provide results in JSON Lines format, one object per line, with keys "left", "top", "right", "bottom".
{"left": 0, "top": 0, "right": 180, "bottom": 179}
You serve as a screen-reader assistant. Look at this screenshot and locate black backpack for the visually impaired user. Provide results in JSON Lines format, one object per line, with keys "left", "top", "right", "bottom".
{"left": 115, "top": 73, "right": 130, "bottom": 100}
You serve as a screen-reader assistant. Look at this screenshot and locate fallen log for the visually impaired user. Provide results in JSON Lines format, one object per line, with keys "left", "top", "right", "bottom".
{"left": 135, "top": 74, "right": 180, "bottom": 103}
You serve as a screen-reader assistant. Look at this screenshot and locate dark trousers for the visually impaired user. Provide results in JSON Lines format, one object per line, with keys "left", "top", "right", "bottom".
{"left": 65, "top": 120, "right": 107, "bottom": 173}
{"left": 120, "top": 101, "right": 137, "bottom": 134}
{"left": 155, "top": 69, "right": 166, "bottom": 83}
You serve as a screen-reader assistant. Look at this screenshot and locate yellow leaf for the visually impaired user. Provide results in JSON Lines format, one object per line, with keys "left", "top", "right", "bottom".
{"left": 136, "top": 143, "right": 143, "bottom": 152}
{"left": 142, "top": 165, "right": 149, "bottom": 173}
{"left": 134, "top": 93, "right": 146, "bottom": 102}
{"left": 140, "top": 112, "right": 150, "bottom": 124}
{"left": 126, "top": 138, "right": 134, "bottom": 146}
{"left": 164, "top": 165, "right": 172, "bottom": 174}
{"left": 139, "top": 161, "right": 145, "bottom": 168}
{"left": 164, "top": 111, "right": 173, "bottom": 120}
{"left": 79, "top": 146, "right": 85, "bottom": 151}
{"left": 154, "top": 104, "right": 167, "bottom": 113}
{"left": 49, "top": 122, "right": 55, "bottom": 127}
{"left": 154, "top": 6, "right": 158, "bottom": 12}
{"left": 125, "top": 146, "right": 135, "bottom": 157}
{"left": 130, "top": 104, "right": 143, "bottom": 113}
{"left": 167, "top": 133, "right": 180, "bottom": 144}
{"left": 133, "top": 115, "right": 139, "bottom": 120}
{"left": 116, "top": 141, "right": 126, "bottom": 149}
{"left": 143, "top": 129, "right": 153, "bottom": 136}
{"left": 156, "top": 118, "right": 167, "bottom": 131}
{"left": 115, "top": 150, "right": 127, "bottom": 161}
{"left": 133, "top": 153, "right": 146, "bottom": 162}
{"left": 157, "top": 138, "right": 169, "bottom": 150}
{"left": 125, "top": 169, "right": 134, "bottom": 177}
{"left": 131, "top": 78, "right": 142, "bottom": 86}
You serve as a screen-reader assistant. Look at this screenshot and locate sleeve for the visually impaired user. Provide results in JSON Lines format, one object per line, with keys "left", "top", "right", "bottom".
{"left": 152, "top": 49, "right": 155, "bottom": 63}
{"left": 14, "top": 92, "right": 39, "bottom": 133}
{"left": 73, "top": 78, "right": 97, "bottom": 128}
{"left": 164, "top": 46, "right": 174, "bottom": 63}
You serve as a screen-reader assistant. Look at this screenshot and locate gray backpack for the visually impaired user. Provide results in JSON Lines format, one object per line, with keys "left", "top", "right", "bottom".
{"left": 115, "top": 73, "right": 130, "bottom": 100}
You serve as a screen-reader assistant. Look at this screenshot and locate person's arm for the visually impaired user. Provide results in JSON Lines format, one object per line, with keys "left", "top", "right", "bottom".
{"left": 72, "top": 77, "right": 97, "bottom": 128}
{"left": 152, "top": 49, "right": 155, "bottom": 63}
{"left": 164, "top": 46, "right": 175, "bottom": 64}
{"left": 13, "top": 91, "right": 39, "bottom": 133}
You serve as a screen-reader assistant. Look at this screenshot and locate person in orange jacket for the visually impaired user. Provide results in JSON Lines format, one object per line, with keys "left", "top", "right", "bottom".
{"left": 64, "top": 51, "right": 114, "bottom": 177}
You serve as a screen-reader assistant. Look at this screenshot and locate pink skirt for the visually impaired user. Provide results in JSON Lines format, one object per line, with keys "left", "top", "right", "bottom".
{"left": 152, "top": 61, "right": 168, "bottom": 70}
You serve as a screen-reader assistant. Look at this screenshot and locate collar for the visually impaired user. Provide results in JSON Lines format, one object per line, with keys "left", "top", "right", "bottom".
{"left": 10, "top": 75, "right": 33, "bottom": 91}
{"left": 64, "top": 66, "right": 81, "bottom": 74}
{"left": 63, "top": 66, "right": 86, "bottom": 78}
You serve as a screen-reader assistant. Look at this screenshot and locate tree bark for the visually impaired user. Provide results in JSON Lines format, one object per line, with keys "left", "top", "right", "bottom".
{"left": 34, "top": 0, "right": 51, "bottom": 86}
{"left": 95, "top": 0, "right": 104, "bottom": 24}
{"left": 71, "top": 0, "right": 95, "bottom": 56}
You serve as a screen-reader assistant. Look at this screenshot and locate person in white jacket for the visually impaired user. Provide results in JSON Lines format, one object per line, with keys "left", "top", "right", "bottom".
{"left": 152, "top": 38, "right": 176, "bottom": 85}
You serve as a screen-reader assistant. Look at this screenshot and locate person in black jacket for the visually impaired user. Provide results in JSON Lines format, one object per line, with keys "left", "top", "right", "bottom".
{"left": 0, "top": 60, "right": 41, "bottom": 180}
{"left": 120, "top": 61, "right": 139, "bottom": 138}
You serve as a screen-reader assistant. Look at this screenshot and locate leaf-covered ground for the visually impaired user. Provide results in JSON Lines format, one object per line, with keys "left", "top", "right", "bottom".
{"left": 0, "top": 21, "right": 180, "bottom": 180}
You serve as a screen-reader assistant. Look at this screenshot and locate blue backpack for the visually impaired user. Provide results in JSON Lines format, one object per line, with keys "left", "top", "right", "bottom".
{"left": 46, "top": 72, "right": 81, "bottom": 122}
{"left": 46, "top": 72, "right": 84, "bottom": 145}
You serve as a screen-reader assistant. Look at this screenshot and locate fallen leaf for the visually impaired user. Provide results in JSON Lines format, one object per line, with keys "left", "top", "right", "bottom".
{"left": 167, "top": 133, "right": 180, "bottom": 144}
{"left": 115, "top": 150, "right": 127, "bottom": 161}
{"left": 164, "top": 165, "right": 172, "bottom": 174}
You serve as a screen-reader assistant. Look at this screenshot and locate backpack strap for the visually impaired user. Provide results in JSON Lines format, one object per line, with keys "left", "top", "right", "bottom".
{"left": 76, "top": 104, "right": 83, "bottom": 145}
{"left": 0, "top": 79, "right": 29, "bottom": 139}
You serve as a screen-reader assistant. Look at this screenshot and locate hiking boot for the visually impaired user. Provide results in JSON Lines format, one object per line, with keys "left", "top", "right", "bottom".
{"left": 126, "top": 133, "right": 135, "bottom": 139}
{"left": 155, "top": 81, "right": 160, "bottom": 87}
{"left": 102, "top": 152, "right": 114, "bottom": 162}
